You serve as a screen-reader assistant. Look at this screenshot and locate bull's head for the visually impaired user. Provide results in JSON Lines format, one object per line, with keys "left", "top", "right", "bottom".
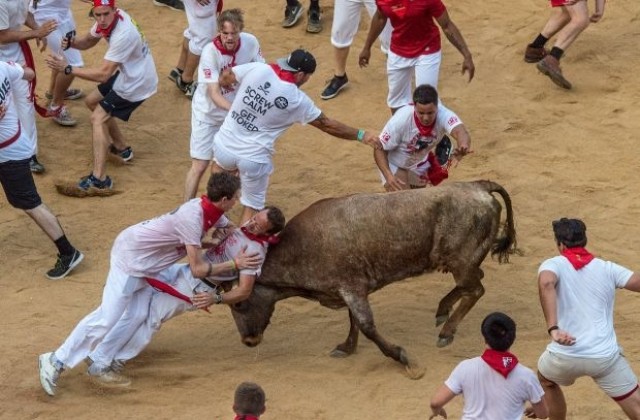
{"left": 229, "top": 283, "right": 279, "bottom": 347}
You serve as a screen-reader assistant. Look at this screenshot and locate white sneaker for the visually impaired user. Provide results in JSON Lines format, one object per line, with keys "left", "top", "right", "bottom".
{"left": 39, "top": 352, "right": 62, "bottom": 396}
{"left": 51, "top": 105, "right": 77, "bottom": 127}
{"left": 89, "top": 369, "right": 131, "bottom": 388}
{"left": 111, "top": 359, "right": 126, "bottom": 374}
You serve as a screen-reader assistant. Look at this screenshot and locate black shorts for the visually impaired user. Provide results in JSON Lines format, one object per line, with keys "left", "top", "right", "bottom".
{"left": 0, "top": 158, "right": 42, "bottom": 210}
{"left": 98, "top": 72, "right": 145, "bottom": 122}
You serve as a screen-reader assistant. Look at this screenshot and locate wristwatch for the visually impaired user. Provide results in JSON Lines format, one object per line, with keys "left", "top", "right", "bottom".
{"left": 64, "top": 65, "right": 73, "bottom": 75}
{"left": 214, "top": 292, "right": 223, "bottom": 304}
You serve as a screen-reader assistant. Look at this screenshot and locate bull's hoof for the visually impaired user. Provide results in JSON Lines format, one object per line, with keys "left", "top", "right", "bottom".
{"left": 329, "top": 346, "right": 352, "bottom": 358}
{"left": 399, "top": 349, "right": 425, "bottom": 380}
{"left": 435, "top": 314, "right": 449, "bottom": 327}
{"left": 436, "top": 335, "right": 454, "bottom": 348}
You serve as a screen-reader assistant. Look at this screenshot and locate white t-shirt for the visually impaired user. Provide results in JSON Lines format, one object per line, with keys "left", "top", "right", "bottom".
{"left": 111, "top": 199, "right": 230, "bottom": 277}
{"left": 214, "top": 62, "right": 322, "bottom": 164}
{"left": 380, "top": 103, "right": 461, "bottom": 174}
{"left": 28, "top": 0, "right": 71, "bottom": 19}
{"left": 445, "top": 357, "right": 544, "bottom": 420}
{"left": 90, "top": 9, "right": 158, "bottom": 102}
{"left": 0, "top": 0, "right": 28, "bottom": 63}
{"left": 192, "top": 33, "right": 264, "bottom": 124}
{"left": 538, "top": 256, "right": 633, "bottom": 358}
{"left": 204, "top": 228, "right": 269, "bottom": 282}
{"left": 0, "top": 61, "right": 34, "bottom": 162}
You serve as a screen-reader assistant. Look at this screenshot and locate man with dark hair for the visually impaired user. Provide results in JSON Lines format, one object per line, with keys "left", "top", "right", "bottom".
{"left": 234, "top": 382, "right": 266, "bottom": 419}
{"left": 374, "top": 84, "right": 471, "bottom": 191}
{"left": 536, "top": 218, "right": 640, "bottom": 419}
{"left": 430, "top": 312, "right": 547, "bottom": 419}
{"left": 38, "top": 172, "right": 261, "bottom": 396}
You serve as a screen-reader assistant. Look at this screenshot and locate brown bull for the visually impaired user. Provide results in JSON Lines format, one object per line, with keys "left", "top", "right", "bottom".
{"left": 229, "top": 180, "right": 516, "bottom": 378}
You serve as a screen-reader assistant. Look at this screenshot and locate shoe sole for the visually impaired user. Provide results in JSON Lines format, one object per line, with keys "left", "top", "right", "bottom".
{"left": 152, "top": 0, "right": 183, "bottom": 11}
{"left": 39, "top": 353, "right": 56, "bottom": 396}
{"left": 88, "top": 373, "right": 132, "bottom": 389}
{"left": 282, "top": 6, "right": 304, "bottom": 28}
{"left": 320, "top": 81, "right": 349, "bottom": 100}
{"left": 536, "top": 60, "right": 572, "bottom": 89}
{"left": 53, "top": 118, "right": 78, "bottom": 127}
{"left": 306, "top": 20, "right": 322, "bottom": 33}
{"left": 46, "top": 252, "right": 85, "bottom": 280}
{"left": 524, "top": 56, "right": 544, "bottom": 63}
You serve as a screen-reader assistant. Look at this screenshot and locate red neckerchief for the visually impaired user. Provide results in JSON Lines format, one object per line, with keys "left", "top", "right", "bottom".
{"left": 17, "top": 42, "right": 49, "bottom": 117}
{"left": 201, "top": 195, "right": 225, "bottom": 231}
{"left": 561, "top": 247, "right": 594, "bottom": 270}
{"left": 213, "top": 35, "right": 241, "bottom": 67}
{"left": 234, "top": 416, "right": 260, "bottom": 420}
{"left": 481, "top": 349, "right": 519, "bottom": 378}
{"left": 269, "top": 63, "right": 297, "bottom": 84}
{"left": 145, "top": 277, "right": 210, "bottom": 312}
{"left": 240, "top": 226, "right": 280, "bottom": 245}
{"left": 95, "top": 10, "right": 123, "bottom": 39}
{"left": 413, "top": 109, "right": 436, "bottom": 137}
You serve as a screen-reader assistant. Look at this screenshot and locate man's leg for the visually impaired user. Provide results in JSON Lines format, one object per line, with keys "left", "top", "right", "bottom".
{"left": 616, "top": 388, "right": 640, "bottom": 419}
{"left": 539, "top": 371, "right": 568, "bottom": 420}
{"left": 184, "top": 159, "right": 210, "bottom": 201}
{"left": 546, "top": 1, "right": 589, "bottom": 51}
{"left": 90, "top": 106, "right": 114, "bottom": 181}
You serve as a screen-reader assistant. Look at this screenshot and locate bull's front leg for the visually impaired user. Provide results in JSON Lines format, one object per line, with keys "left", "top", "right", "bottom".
{"left": 340, "top": 290, "right": 425, "bottom": 380}
{"left": 330, "top": 309, "right": 359, "bottom": 358}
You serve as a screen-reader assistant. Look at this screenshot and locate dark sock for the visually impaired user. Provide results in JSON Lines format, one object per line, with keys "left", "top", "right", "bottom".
{"left": 54, "top": 235, "right": 75, "bottom": 256}
{"left": 287, "top": 0, "right": 300, "bottom": 7}
{"left": 550, "top": 47, "right": 564, "bottom": 61}
{"left": 530, "top": 34, "right": 549, "bottom": 49}
{"left": 310, "top": 0, "right": 320, "bottom": 11}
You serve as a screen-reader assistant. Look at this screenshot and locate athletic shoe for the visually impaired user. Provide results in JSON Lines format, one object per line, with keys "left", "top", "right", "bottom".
{"left": 29, "top": 155, "right": 45, "bottom": 174}
{"left": 306, "top": 8, "right": 323, "bottom": 33}
{"left": 45, "top": 88, "right": 84, "bottom": 101}
{"left": 168, "top": 68, "right": 183, "bottom": 84}
{"left": 88, "top": 369, "right": 132, "bottom": 388}
{"left": 78, "top": 174, "right": 113, "bottom": 191}
{"left": 320, "top": 75, "right": 349, "bottom": 100}
{"left": 109, "top": 145, "right": 134, "bottom": 162}
{"left": 39, "top": 352, "right": 63, "bottom": 396}
{"left": 46, "top": 249, "right": 84, "bottom": 280}
{"left": 282, "top": 1, "right": 304, "bottom": 28}
{"left": 185, "top": 82, "right": 197, "bottom": 99}
{"left": 51, "top": 105, "right": 77, "bottom": 127}
{"left": 435, "top": 135, "right": 453, "bottom": 167}
{"left": 536, "top": 56, "right": 572, "bottom": 89}
{"left": 153, "top": 0, "right": 184, "bottom": 11}
{"left": 110, "top": 359, "right": 127, "bottom": 374}
{"left": 524, "top": 45, "right": 548, "bottom": 63}
{"left": 175, "top": 76, "right": 195, "bottom": 94}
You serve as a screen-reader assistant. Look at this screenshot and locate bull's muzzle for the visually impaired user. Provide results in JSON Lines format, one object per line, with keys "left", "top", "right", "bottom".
{"left": 241, "top": 334, "right": 263, "bottom": 347}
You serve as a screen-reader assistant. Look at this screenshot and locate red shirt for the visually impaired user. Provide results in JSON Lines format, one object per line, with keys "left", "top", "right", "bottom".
{"left": 376, "top": 0, "right": 447, "bottom": 58}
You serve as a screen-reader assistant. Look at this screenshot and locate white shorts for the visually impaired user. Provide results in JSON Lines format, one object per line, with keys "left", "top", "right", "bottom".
{"left": 184, "top": 0, "right": 218, "bottom": 56}
{"left": 35, "top": 13, "right": 83, "bottom": 66}
{"left": 190, "top": 113, "right": 223, "bottom": 160}
{"left": 538, "top": 349, "right": 639, "bottom": 398}
{"left": 212, "top": 142, "right": 273, "bottom": 211}
{"left": 386, "top": 50, "right": 441, "bottom": 109}
{"left": 331, "top": 0, "right": 391, "bottom": 52}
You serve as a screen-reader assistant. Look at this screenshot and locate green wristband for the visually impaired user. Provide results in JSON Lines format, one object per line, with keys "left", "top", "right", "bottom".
{"left": 356, "top": 129, "right": 365, "bottom": 142}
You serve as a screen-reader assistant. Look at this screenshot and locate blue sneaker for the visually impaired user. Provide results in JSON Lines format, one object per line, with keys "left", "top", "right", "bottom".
{"left": 109, "top": 145, "right": 133, "bottom": 162}
{"left": 78, "top": 174, "right": 113, "bottom": 191}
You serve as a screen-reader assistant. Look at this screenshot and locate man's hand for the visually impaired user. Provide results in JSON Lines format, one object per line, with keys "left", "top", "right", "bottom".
{"left": 429, "top": 407, "right": 448, "bottom": 419}
{"left": 362, "top": 131, "right": 382, "bottom": 149}
{"left": 45, "top": 53, "right": 68, "bottom": 72}
{"left": 462, "top": 56, "right": 475, "bottom": 82}
{"left": 550, "top": 328, "right": 576, "bottom": 346}
{"left": 358, "top": 48, "right": 371, "bottom": 68}
{"left": 384, "top": 176, "right": 406, "bottom": 192}
{"left": 0, "top": 104, "right": 6, "bottom": 120}
{"left": 192, "top": 291, "right": 215, "bottom": 309}
{"left": 36, "top": 19, "right": 57, "bottom": 39}
{"left": 234, "top": 245, "right": 261, "bottom": 270}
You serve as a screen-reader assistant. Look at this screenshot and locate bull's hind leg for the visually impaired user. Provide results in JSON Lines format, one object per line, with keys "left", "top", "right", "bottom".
{"left": 339, "top": 290, "right": 424, "bottom": 379}
{"left": 436, "top": 267, "right": 485, "bottom": 348}
{"left": 330, "top": 309, "right": 359, "bottom": 358}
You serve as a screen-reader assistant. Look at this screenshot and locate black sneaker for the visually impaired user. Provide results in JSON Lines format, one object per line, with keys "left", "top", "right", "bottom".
{"left": 46, "top": 249, "right": 84, "bottom": 280}
{"left": 185, "top": 82, "right": 197, "bottom": 99}
{"left": 321, "top": 75, "right": 349, "bottom": 100}
{"left": 435, "top": 135, "right": 453, "bottom": 166}
{"left": 78, "top": 174, "right": 113, "bottom": 191}
{"left": 109, "top": 145, "right": 134, "bottom": 162}
{"left": 152, "top": 0, "right": 184, "bottom": 11}
{"left": 175, "top": 76, "right": 195, "bottom": 94}
{"left": 306, "top": 8, "right": 322, "bottom": 33}
{"left": 282, "top": 1, "right": 304, "bottom": 28}
{"left": 168, "top": 68, "right": 183, "bottom": 84}
{"left": 30, "top": 155, "right": 45, "bottom": 174}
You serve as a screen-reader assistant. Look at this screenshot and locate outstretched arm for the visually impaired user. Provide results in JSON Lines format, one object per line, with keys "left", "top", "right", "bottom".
{"left": 448, "top": 124, "right": 471, "bottom": 164}
{"left": 429, "top": 384, "right": 456, "bottom": 419}
{"left": 436, "top": 11, "right": 474, "bottom": 82}
{"left": 538, "top": 270, "right": 576, "bottom": 346}
{"left": 309, "top": 112, "right": 382, "bottom": 148}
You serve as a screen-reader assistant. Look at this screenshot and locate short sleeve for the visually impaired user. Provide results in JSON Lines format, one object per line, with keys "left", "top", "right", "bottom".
{"left": 443, "top": 362, "right": 465, "bottom": 395}
{"left": 606, "top": 261, "right": 634, "bottom": 289}
{"left": 198, "top": 43, "right": 221, "bottom": 84}
{"left": 436, "top": 103, "right": 463, "bottom": 135}
{"left": 380, "top": 106, "right": 410, "bottom": 151}
{"left": 296, "top": 92, "right": 322, "bottom": 125}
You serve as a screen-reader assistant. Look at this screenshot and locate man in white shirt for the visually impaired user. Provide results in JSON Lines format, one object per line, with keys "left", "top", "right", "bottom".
{"left": 430, "top": 312, "right": 548, "bottom": 420}
{"left": 214, "top": 48, "right": 381, "bottom": 222}
{"left": 374, "top": 84, "right": 470, "bottom": 191}
{"left": 184, "top": 8, "right": 264, "bottom": 201}
{"left": 45, "top": 0, "right": 158, "bottom": 193}
{"left": 536, "top": 218, "right": 640, "bottom": 419}
{"left": 0, "top": 60, "right": 83, "bottom": 280}
{"left": 0, "top": 0, "right": 57, "bottom": 173}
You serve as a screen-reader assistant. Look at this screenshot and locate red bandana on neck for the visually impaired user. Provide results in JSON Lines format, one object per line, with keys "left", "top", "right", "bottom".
{"left": 269, "top": 63, "right": 297, "bottom": 84}
{"left": 419, "top": 151, "right": 448, "bottom": 186}
{"left": 95, "top": 10, "right": 122, "bottom": 39}
{"left": 561, "top": 247, "right": 594, "bottom": 270}
{"left": 213, "top": 35, "right": 241, "bottom": 67}
{"left": 413, "top": 110, "right": 436, "bottom": 137}
{"left": 481, "top": 349, "right": 519, "bottom": 378}
{"left": 234, "top": 416, "right": 260, "bottom": 420}
{"left": 240, "top": 226, "right": 280, "bottom": 245}
{"left": 201, "top": 195, "right": 225, "bottom": 231}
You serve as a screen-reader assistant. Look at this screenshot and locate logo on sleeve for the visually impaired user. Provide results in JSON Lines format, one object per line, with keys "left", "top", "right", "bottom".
{"left": 447, "top": 116, "right": 459, "bottom": 126}
{"left": 274, "top": 97, "right": 288, "bottom": 110}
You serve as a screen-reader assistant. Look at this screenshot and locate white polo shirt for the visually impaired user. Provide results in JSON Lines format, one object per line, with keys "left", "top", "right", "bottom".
{"left": 0, "top": 62, "right": 34, "bottom": 162}
{"left": 0, "top": 0, "right": 28, "bottom": 63}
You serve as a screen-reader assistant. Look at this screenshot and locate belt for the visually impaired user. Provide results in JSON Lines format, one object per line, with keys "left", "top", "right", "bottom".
{"left": 0, "top": 122, "right": 21, "bottom": 149}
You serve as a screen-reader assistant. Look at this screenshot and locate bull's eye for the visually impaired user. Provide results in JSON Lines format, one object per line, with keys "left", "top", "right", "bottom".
{"left": 232, "top": 301, "right": 248, "bottom": 312}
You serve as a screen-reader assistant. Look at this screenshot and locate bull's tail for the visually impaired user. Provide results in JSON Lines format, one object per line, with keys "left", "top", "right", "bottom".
{"left": 480, "top": 181, "right": 517, "bottom": 264}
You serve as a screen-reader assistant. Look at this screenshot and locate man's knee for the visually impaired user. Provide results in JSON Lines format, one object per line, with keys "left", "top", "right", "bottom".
{"left": 191, "top": 159, "right": 210, "bottom": 175}
{"left": 90, "top": 105, "right": 111, "bottom": 126}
